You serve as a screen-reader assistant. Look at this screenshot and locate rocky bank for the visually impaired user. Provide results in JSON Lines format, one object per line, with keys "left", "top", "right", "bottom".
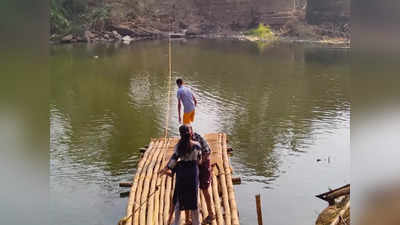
{"left": 51, "top": 0, "right": 350, "bottom": 45}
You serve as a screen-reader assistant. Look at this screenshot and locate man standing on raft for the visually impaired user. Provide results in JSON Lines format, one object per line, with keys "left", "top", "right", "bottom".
{"left": 176, "top": 78, "right": 197, "bottom": 125}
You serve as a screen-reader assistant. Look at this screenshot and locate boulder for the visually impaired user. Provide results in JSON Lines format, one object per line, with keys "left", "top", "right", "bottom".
{"left": 61, "top": 34, "right": 73, "bottom": 43}
{"left": 112, "top": 30, "right": 122, "bottom": 39}
{"left": 122, "top": 35, "right": 133, "bottom": 42}
{"left": 122, "top": 35, "right": 133, "bottom": 44}
{"left": 85, "top": 30, "right": 96, "bottom": 39}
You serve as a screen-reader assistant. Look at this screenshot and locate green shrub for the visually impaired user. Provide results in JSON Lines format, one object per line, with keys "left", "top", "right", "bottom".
{"left": 245, "top": 23, "right": 275, "bottom": 40}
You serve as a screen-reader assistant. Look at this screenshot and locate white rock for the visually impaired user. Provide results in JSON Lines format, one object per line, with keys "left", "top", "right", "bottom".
{"left": 122, "top": 35, "right": 132, "bottom": 41}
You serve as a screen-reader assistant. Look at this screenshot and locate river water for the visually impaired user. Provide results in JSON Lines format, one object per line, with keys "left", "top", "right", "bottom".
{"left": 50, "top": 39, "right": 350, "bottom": 225}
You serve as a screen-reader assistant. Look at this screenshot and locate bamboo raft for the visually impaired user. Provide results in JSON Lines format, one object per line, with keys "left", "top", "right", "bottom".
{"left": 120, "top": 133, "right": 240, "bottom": 225}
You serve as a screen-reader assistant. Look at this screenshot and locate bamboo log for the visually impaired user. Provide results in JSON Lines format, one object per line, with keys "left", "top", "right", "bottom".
{"left": 211, "top": 172, "right": 223, "bottom": 225}
{"left": 163, "top": 165, "right": 173, "bottom": 225}
{"left": 232, "top": 177, "right": 241, "bottom": 185}
{"left": 120, "top": 182, "right": 133, "bottom": 187}
{"left": 146, "top": 140, "right": 167, "bottom": 225}
{"left": 120, "top": 191, "right": 130, "bottom": 198}
{"left": 155, "top": 140, "right": 169, "bottom": 225}
{"left": 165, "top": 139, "right": 191, "bottom": 225}
{"left": 134, "top": 140, "right": 161, "bottom": 225}
{"left": 158, "top": 173, "right": 167, "bottom": 225}
{"left": 207, "top": 181, "right": 218, "bottom": 225}
{"left": 165, "top": 176, "right": 173, "bottom": 225}
{"left": 164, "top": 138, "right": 177, "bottom": 225}
{"left": 217, "top": 134, "right": 232, "bottom": 225}
{"left": 222, "top": 134, "right": 240, "bottom": 225}
{"left": 126, "top": 140, "right": 156, "bottom": 225}
{"left": 255, "top": 194, "right": 263, "bottom": 225}
{"left": 140, "top": 139, "right": 163, "bottom": 225}
{"left": 160, "top": 138, "right": 170, "bottom": 225}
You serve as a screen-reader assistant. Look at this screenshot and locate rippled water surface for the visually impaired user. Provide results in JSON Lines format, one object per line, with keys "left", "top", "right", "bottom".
{"left": 50, "top": 40, "right": 350, "bottom": 225}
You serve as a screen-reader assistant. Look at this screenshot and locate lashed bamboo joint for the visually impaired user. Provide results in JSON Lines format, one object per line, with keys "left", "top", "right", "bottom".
{"left": 120, "top": 133, "right": 240, "bottom": 225}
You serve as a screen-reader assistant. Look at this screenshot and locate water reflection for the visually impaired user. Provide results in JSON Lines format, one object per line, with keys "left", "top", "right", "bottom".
{"left": 171, "top": 40, "right": 349, "bottom": 181}
{"left": 50, "top": 40, "right": 349, "bottom": 225}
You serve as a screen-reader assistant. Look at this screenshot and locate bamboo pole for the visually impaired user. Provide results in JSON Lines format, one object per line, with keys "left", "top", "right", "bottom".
{"left": 163, "top": 158, "right": 173, "bottom": 225}
{"left": 255, "top": 194, "right": 263, "bottom": 225}
{"left": 222, "top": 133, "right": 240, "bottom": 225}
{"left": 155, "top": 140, "right": 169, "bottom": 225}
{"left": 159, "top": 173, "right": 167, "bottom": 225}
{"left": 120, "top": 191, "right": 130, "bottom": 198}
{"left": 211, "top": 171, "right": 223, "bottom": 225}
{"left": 163, "top": 138, "right": 177, "bottom": 225}
{"left": 208, "top": 184, "right": 218, "bottom": 225}
{"left": 232, "top": 177, "right": 241, "bottom": 185}
{"left": 158, "top": 140, "right": 169, "bottom": 225}
{"left": 127, "top": 140, "right": 159, "bottom": 224}
{"left": 120, "top": 182, "right": 133, "bottom": 187}
{"left": 217, "top": 134, "right": 232, "bottom": 225}
{"left": 159, "top": 138, "right": 173, "bottom": 225}
{"left": 140, "top": 139, "right": 163, "bottom": 225}
{"left": 147, "top": 139, "right": 167, "bottom": 225}
{"left": 164, "top": 176, "right": 172, "bottom": 225}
